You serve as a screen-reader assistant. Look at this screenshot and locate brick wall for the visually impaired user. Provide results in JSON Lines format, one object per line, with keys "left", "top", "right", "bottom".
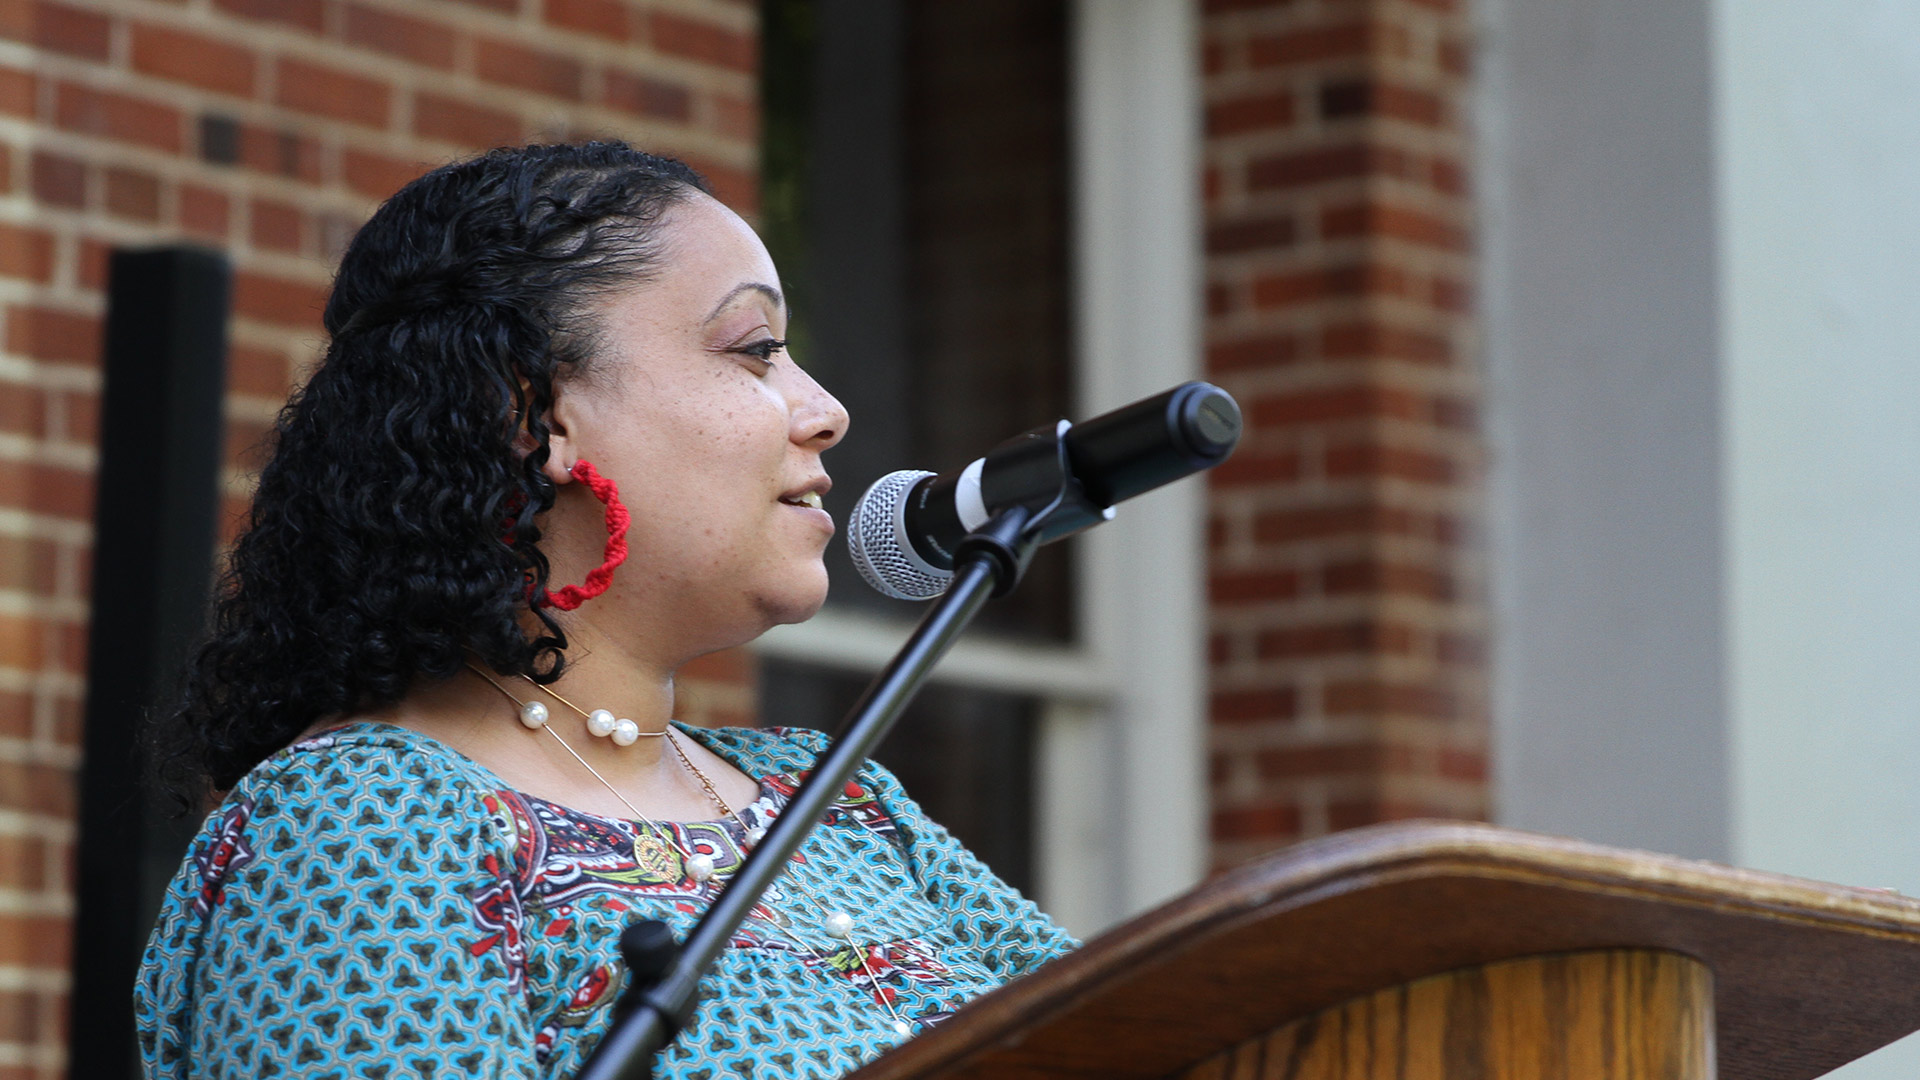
{"left": 0, "top": 1, "right": 758, "bottom": 1075}
{"left": 1202, "top": 0, "right": 1487, "bottom": 868}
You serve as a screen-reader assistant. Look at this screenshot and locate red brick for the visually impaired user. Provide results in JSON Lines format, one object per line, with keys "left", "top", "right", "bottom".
{"left": 178, "top": 183, "right": 229, "bottom": 236}
{"left": 5, "top": 305, "right": 97, "bottom": 364}
{"left": 61, "top": 388, "right": 96, "bottom": 444}
{"left": 0, "top": 385, "right": 43, "bottom": 439}
{"left": 1323, "top": 678, "right": 1455, "bottom": 720}
{"left": 1247, "top": 23, "right": 1372, "bottom": 67}
{"left": 1321, "top": 321, "right": 1453, "bottom": 366}
{"left": 1212, "top": 687, "right": 1298, "bottom": 724}
{"left": 0, "top": 688, "right": 26, "bottom": 739}
{"left": 412, "top": 92, "right": 520, "bottom": 148}
{"left": 1211, "top": 802, "right": 1301, "bottom": 842}
{"left": 342, "top": 3, "right": 456, "bottom": 69}
{"left": 212, "top": 0, "right": 323, "bottom": 34}
{"left": 1204, "top": 0, "right": 1292, "bottom": 11}
{"left": 1438, "top": 748, "right": 1487, "bottom": 782}
{"left": 28, "top": 151, "right": 82, "bottom": 207}
{"left": 1209, "top": 569, "right": 1301, "bottom": 604}
{"left": 1321, "top": 559, "right": 1452, "bottom": 601}
{"left": 1256, "top": 620, "right": 1416, "bottom": 660}
{"left": 224, "top": 414, "right": 274, "bottom": 470}
{"left": 1324, "top": 442, "right": 1455, "bottom": 484}
{"left": 1256, "top": 743, "right": 1413, "bottom": 780}
{"left": 0, "top": 222, "right": 55, "bottom": 283}
{"left": 276, "top": 59, "right": 390, "bottom": 129}
{"left": 0, "top": 460, "right": 91, "bottom": 519}
{"left": 341, "top": 147, "right": 430, "bottom": 200}
{"left": 1206, "top": 91, "right": 1294, "bottom": 137}
{"left": 249, "top": 197, "right": 302, "bottom": 253}
{"left": 130, "top": 23, "right": 256, "bottom": 96}
{"left": 1432, "top": 274, "right": 1471, "bottom": 312}
{"left": 603, "top": 71, "right": 690, "bottom": 122}
{"left": 686, "top": 157, "right": 755, "bottom": 214}
{"left": 1321, "top": 201, "right": 1465, "bottom": 250}
{"left": 1253, "top": 502, "right": 1420, "bottom": 545}
{"left": 649, "top": 12, "right": 755, "bottom": 73}
{"left": 1206, "top": 214, "right": 1295, "bottom": 255}
{"left": 1248, "top": 383, "right": 1424, "bottom": 426}
{"left": 546, "top": 0, "right": 629, "bottom": 39}
{"left": 1247, "top": 144, "right": 1417, "bottom": 190}
{"left": 0, "top": 66, "right": 34, "bottom": 117}
{"left": 1207, "top": 333, "right": 1297, "bottom": 371}
{"left": 475, "top": 39, "right": 583, "bottom": 100}
{"left": 0, "top": 0, "right": 110, "bottom": 61}
{"left": 76, "top": 238, "right": 107, "bottom": 290}
{"left": 713, "top": 93, "right": 756, "bottom": 140}
{"left": 226, "top": 343, "right": 290, "bottom": 397}
{"left": 103, "top": 166, "right": 161, "bottom": 222}
{"left": 0, "top": 834, "right": 45, "bottom": 890}
{"left": 1203, "top": 40, "right": 1229, "bottom": 76}
{"left": 54, "top": 82, "right": 184, "bottom": 153}
{"left": 1251, "top": 263, "right": 1415, "bottom": 309}
{"left": 236, "top": 123, "right": 322, "bottom": 183}
{"left": 1319, "top": 78, "right": 1446, "bottom": 127}
{"left": 233, "top": 271, "right": 327, "bottom": 328}
{"left": 1328, "top": 798, "right": 1438, "bottom": 831}
{"left": 0, "top": 913, "right": 69, "bottom": 966}
{"left": 1208, "top": 445, "right": 1303, "bottom": 488}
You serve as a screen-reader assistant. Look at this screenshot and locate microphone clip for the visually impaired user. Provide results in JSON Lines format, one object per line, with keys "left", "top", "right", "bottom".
{"left": 958, "top": 419, "right": 1113, "bottom": 596}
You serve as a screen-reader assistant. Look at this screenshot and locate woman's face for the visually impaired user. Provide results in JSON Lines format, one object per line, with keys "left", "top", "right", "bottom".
{"left": 544, "top": 192, "right": 848, "bottom": 657}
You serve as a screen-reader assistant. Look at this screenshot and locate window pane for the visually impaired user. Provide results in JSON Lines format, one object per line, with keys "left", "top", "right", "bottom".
{"left": 761, "top": 0, "right": 1074, "bottom": 641}
{"left": 758, "top": 658, "right": 1037, "bottom": 896}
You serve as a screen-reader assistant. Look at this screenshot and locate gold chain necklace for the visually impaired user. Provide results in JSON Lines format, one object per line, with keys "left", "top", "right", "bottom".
{"left": 465, "top": 665, "right": 916, "bottom": 1037}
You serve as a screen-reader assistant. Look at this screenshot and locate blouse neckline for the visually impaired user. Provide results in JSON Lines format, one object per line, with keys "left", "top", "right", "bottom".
{"left": 296, "top": 717, "right": 793, "bottom": 830}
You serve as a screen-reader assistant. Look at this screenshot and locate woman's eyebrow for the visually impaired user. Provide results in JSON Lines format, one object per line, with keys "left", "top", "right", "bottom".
{"left": 702, "top": 282, "right": 784, "bottom": 325}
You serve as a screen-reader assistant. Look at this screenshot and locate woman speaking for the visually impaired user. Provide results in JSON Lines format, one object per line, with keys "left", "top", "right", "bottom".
{"left": 134, "top": 142, "right": 1075, "bottom": 1078}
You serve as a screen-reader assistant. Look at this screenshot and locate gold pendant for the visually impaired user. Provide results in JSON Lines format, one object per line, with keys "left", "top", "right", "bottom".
{"left": 632, "top": 829, "right": 682, "bottom": 884}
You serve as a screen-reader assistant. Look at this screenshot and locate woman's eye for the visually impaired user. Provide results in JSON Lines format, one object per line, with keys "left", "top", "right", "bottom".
{"left": 736, "top": 338, "right": 787, "bottom": 363}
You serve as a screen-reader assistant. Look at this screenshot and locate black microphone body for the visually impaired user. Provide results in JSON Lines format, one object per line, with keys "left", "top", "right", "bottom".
{"left": 849, "top": 382, "right": 1241, "bottom": 598}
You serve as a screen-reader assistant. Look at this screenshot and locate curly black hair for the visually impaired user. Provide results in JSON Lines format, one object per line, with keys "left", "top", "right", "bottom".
{"left": 154, "top": 142, "right": 710, "bottom": 804}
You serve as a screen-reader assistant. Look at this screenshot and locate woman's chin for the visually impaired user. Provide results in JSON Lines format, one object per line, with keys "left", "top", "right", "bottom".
{"left": 750, "top": 573, "right": 831, "bottom": 629}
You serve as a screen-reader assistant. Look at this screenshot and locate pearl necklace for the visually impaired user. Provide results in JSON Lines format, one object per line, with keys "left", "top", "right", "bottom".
{"left": 465, "top": 666, "right": 916, "bottom": 1037}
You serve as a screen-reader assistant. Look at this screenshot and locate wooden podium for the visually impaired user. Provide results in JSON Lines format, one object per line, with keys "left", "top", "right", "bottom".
{"left": 849, "top": 822, "right": 1920, "bottom": 1080}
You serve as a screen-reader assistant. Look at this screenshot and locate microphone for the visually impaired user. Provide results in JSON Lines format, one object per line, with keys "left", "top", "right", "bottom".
{"left": 848, "top": 381, "right": 1242, "bottom": 599}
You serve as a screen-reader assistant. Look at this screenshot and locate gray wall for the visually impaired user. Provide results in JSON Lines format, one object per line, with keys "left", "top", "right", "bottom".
{"left": 1476, "top": 0, "right": 1728, "bottom": 859}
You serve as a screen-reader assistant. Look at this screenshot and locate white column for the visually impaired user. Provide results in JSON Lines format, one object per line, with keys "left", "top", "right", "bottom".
{"left": 1058, "top": 0, "right": 1207, "bottom": 927}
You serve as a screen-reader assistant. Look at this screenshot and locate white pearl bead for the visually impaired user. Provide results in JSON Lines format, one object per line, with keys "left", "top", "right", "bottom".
{"left": 745, "top": 826, "right": 767, "bottom": 845}
{"left": 519, "top": 701, "right": 549, "bottom": 729}
{"left": 892, "top": 1019, "right": 911, "bottom": 1036}
{"left": 586, "top": 709, "right": 617, "bottom": 737}
{"left": 823, "top": 910, "right": 854, "bottom": 939}
{"left": 685, "top": 854, "right": 715, "bottom": 882}
{"left": 611, "top": 719, "right": 640, "bottom": 746}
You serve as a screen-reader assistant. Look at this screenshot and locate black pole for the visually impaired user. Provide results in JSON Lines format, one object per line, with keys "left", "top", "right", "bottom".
{"left": 69, "top": 247, "right": 231, "bottom": 1080}
{"left": 575, "top": 508, "right": 1034, "bottom": 1080}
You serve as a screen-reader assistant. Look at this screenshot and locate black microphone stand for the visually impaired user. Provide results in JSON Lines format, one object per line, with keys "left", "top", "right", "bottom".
{"left": 573, "top": 504, "right": 1045, "bottom": 1080}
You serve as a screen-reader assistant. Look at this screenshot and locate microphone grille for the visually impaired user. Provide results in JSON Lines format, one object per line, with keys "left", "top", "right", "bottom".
{"left": 847, "top": 470, "right": 951, "bottom": 600}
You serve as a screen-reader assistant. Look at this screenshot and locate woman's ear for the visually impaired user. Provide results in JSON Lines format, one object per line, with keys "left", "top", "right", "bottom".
{"left": 536, "top": 380, "right": 580, "bottom": 487}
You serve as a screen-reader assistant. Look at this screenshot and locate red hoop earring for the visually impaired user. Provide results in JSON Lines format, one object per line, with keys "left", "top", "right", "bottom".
{"left": 541, "top": 460, "right": 630, "bottom": 611}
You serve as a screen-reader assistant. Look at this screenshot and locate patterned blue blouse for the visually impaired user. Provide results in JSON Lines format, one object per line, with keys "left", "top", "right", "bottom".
{"left": 135, "top": 722, "right": 1077, "bottom": 1079}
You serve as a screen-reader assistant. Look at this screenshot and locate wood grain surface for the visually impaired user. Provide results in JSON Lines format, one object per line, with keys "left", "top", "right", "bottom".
{"left": 1178, "top": 950, "right": 1712, "bottom": 1080}
{"left": 847, "top": 821, "right": 1920, "bottom": 1080}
